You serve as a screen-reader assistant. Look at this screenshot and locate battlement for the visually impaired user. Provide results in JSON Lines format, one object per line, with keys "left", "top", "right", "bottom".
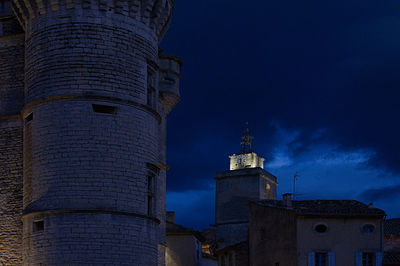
{"left": 12, "top": 0, "right": 174, "bottom": 40}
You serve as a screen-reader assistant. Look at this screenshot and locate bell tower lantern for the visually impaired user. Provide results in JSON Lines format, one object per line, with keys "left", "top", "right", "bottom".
{"left": 214, "top": 127, "right": 278, "bottom": 249}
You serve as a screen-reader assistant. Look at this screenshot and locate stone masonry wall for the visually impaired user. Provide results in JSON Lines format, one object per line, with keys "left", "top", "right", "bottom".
{"left": 10, "top": 0, "right": 177, "bottom": 264}
{"left": 23, "top": 100, "right": 159, "bottom": 213}
{"left": 0, "top": 33, "right": 24, "bottom": 116}
{"left": 23, "top": 213, "right": 158, "bottom": 265}
{"left": 0, "top": 6, "right": 25, "bottom": 264}
{"left": 0, "top": 118, "right": 23, "bottom": 265}
{"left": 248, "top": 203, "right": 297, "bottom": 266}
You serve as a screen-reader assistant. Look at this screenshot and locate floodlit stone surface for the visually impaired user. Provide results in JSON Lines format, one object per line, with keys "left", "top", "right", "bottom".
{"left": 0, "top": 0, "right": 181, "bottom": 265}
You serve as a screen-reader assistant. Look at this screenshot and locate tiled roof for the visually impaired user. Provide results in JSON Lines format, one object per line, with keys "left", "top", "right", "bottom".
{"left": 255, "top": 200, "right": 386, "bottom": 217}
{"left": 383, "top": 252, "right": 400, "bottom": 265}
{"left": 385, "top": 218, "right": 400, "bottom": 235}
{"left": 166, "top": 221, "right": 205, "bottom": 242}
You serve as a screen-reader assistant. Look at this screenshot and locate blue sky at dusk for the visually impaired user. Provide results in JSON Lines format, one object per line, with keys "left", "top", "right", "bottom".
{"left": 161, "top": 0, "right": 400, "bottom": 230}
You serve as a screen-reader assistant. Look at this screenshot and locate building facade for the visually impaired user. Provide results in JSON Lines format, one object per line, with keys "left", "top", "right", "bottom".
{"left": 383, "top": 218, "right": 400, "bottom": 266}
{"left": 0, "top": 0, "right": 181, "bottom": 264}
{"left": 248, "top": 198, "right": 386, "bottom": 266}
{"left": 165, "top": 212, "right": 205, "bottom": 266}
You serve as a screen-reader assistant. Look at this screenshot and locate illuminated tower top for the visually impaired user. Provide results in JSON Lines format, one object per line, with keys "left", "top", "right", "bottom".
{"left": 229, "top": 126, "right": 264, "bottom": 170}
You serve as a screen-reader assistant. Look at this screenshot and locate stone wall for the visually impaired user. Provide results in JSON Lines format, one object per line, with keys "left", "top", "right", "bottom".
{"left": 0, "top": 4, "right": 25, "bottom": 264}
{"left": 297, "top": 217, "right": 382, "bottom": 266}
{"left": 3, "top": 0, "right": 180, "bottom": 264}
{"left": 248, "top": 203, "right": 297, "bottom": 266}
{"left": 0, "top": 118, "right": 23, "bottom": 265}
{"left": 215, "top": 168, "right": 278, "bottom": 249}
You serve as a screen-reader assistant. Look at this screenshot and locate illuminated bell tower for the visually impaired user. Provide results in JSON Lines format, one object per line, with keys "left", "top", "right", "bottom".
{"left": 215, "top": 127, "right": 278, "bottom": 249}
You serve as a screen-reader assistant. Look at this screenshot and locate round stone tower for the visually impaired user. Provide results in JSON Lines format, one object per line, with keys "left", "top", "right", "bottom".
{"left": 0, "top": 1, "right": 25, "bottom": 264}
{"left": 11, "top": 0, "right": 180, "bottom": 264}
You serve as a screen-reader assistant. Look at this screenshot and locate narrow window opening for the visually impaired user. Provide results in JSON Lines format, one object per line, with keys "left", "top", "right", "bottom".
{"left": 25, "top": 113, "right": 33, "bottom": 122}
{"left": 92, "top": 104, "right": 116, "bottom": 114}
{"left": 147, "top": 195, "right": 153, "bottom": 216}
{"left": 146, "top": 163, "right": 159, "bottom": 217}
{"left": 33, "top": 220, "right": 44, "bottom": 232}
{"left": 147, "top": 67, "right": 157, "bottom": 109}
{"left": 147, "top": 87, "right": 155, "bottom": 107}
{"left": 266, "top": 184, "right": 271, "bottom": 199}
{"left": 164, "top": 77, "right": 175, "bottom": 83}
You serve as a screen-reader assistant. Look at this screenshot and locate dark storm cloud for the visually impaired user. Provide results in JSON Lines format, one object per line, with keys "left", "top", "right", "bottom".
{"left": 162, "top": 0, "right": 400, "bottom": 192}
{"left": 360, "top": 185, "right": 400, "bottom": 202}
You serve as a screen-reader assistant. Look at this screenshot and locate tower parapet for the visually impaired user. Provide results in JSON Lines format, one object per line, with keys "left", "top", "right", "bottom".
{"left": 13, "top": 0, "right": 173, "bottom": 40}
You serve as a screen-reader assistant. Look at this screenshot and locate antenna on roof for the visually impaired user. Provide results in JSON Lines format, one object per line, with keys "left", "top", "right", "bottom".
{"left": 293, "top": 172, "right": 299, "bottom": 200}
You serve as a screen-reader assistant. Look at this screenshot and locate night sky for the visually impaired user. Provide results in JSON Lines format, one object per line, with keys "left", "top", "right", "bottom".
{"left": 161, "top": 0, "right": 400, "bottom": 230}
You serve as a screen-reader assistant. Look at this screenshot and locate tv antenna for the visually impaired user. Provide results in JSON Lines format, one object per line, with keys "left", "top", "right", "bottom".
{"left": 293, "top": 172, "right": 299, "bottom": 200}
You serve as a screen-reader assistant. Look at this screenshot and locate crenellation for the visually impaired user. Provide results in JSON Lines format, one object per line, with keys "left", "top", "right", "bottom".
{"left": 12, "top": 0, "right": 173, "bottom": 40}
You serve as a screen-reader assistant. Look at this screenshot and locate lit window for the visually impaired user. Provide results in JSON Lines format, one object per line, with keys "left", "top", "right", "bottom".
{"left": 266, "top": 184, "right": 271, "bottom": 199}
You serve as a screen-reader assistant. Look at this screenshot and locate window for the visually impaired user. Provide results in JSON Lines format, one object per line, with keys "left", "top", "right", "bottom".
{"left": 33, "top": 220, "right": 44, "bottom": 232}
{"left": 202, "top": 243, "right": 211, "bottom": 254}
{"left": 25, "top": 113, "right": 33, "bottom": 123}
{"left": 362, "top": 224, "right": 375, "bottom": 234}
{"left": 308, "top": 251, "right": 335, "bottom": 266}
{"left": 315, "top": 252, "right": 328, "bottom": 266}
{"left": 147, "top": 174, "right": 154, "bottom": 216}
{"left": 146, "top": 163, "right": 159, "bottom": 216}
{"left": 266, "top": 184, "right": 271, "bottom": 199}
{"left": 92, "top": 104, "right": 116, "bottom": 114}
{"left": 362, "top": 252, "right": 374, "bottom": 266}
{"left": 314, "top": 223, "right": 328, "bottom": 234}
{"left": 147, "top": 66, "right": 157, "bottom": 109}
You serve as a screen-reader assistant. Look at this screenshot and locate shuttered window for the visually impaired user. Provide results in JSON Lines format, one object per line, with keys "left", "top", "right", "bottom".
{"left": 308, "top": 251, "right": 335, "bottom": 266}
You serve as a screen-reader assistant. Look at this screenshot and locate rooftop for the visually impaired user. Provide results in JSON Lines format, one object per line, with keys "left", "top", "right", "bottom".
{"left": 254, "top": 200, "right": 386, "bottom": 217}
{"left": 166, "top": 221, "right": 205, "bottom": 242}
{"left": 383, "top": 252, "right": 400, "bottom": 265}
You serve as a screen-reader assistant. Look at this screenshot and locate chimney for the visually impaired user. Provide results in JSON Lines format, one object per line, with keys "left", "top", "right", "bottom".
{"left": 283, "top": 193, "right": 293, "bottom": 208}
{"left": 166, "top": 211, "right": 175, "bottom": 223}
